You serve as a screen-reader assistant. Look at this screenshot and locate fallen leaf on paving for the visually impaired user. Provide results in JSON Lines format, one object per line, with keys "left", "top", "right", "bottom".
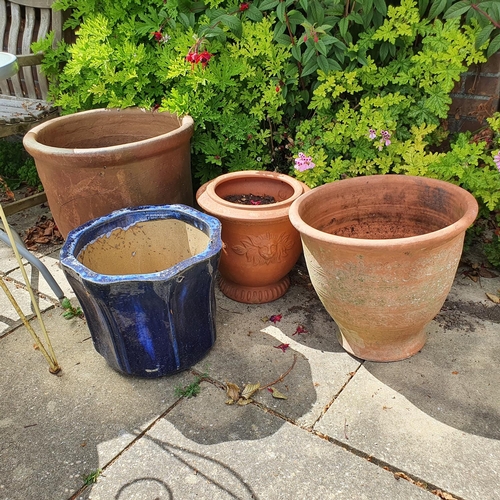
{"left": 225, "top": 382, "right": 241, "bottom": 404}
{"left": 268, "top": 387, "right": 287, "bottom": 399}
{"left": 452, "top": 371, "right": 459, "bottom": 375}
{"left": 273, "top": 343, "right": 290, "bottom": 353}
{"left": 479, "top": 268, "right": 498, "bottom": 278}
{"left": 485, "top": 292, "right": 500, "bottom": 304}
{"left": 24, "top": 216, "right": 63, "bottom": 250}
{"left": 241, "top": 382, "right": 260, "bottom": 400}
{"left": 237, "top": 398, "right": 253, "bottom": 406}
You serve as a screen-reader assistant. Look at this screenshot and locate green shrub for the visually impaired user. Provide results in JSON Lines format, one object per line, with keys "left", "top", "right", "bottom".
{"left": 33, "top": 0, "right": 500, "bottom": 207}
{"left": 0, "top": 141, "right": 41, "bottom": 191}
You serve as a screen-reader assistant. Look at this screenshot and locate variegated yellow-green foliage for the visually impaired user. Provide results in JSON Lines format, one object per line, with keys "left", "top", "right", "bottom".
{"left": 33, "top": 0, "right": 500, "bottom": 206}
{"left": 293, "top": 1, "right": 500, "bottom": 213}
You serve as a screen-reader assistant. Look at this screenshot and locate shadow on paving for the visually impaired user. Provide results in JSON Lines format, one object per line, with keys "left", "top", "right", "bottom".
{"left": 364, "top": 297, "right": 500, "bottom": 440}
{"left": 0, "top": 309, "right": 194, "bottom": 500}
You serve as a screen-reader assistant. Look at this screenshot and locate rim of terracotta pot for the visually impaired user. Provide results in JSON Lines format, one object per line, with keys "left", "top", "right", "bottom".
{"left": 289, "top": 174, "right": 479, "bottom": 251}
{"left": 23, "top": 108, "right": 194, "bottom": 161}
{"left": 196, "top": 170, "right": 306, "bottom": 221}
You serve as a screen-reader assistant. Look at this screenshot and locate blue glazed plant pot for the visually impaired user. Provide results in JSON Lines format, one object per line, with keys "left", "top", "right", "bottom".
{"left": 60, "top": 205, "right": 222, "bottom": 378}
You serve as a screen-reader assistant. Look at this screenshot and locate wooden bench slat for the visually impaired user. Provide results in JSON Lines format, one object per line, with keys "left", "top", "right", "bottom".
{"left": 1, "top": 0, "right": 63, "bottom": 138}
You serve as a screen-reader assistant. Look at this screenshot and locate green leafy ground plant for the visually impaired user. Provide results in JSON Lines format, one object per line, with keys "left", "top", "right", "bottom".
{"left": 0, "top": 141, "right": 41, "bottom": 191}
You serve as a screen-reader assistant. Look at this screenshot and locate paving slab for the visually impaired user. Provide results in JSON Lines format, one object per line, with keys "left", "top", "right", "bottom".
{"left": 87, "top": 383, "right": 436, "bottom": 500}
{"left": 0, "top": 276, "right": 53, "bottom": 336}
{"left": 194, "top": 277, "right": 361, "bottom": 429}
{"left": 0, "top": 240, "right": 27, "bottom": 273}
{"left": 0, "top": 309, "right": 193, "bottom": 500}
{"left": 315, "top": 359, "right": 500, "bottom": 499}
{"left": 7, "top": 249, "right": 76, "bottom": 302}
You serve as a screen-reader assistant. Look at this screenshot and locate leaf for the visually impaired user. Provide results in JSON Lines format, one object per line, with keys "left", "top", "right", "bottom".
{"left": 373, "top": 0, "right": 387, "bottom": 16}
{"left": 61, "top": 297, "right": 72, "bottom": 309}
{"left": 276, "top": 1, "right": 286, "bottom": 22}
{"left": 225, "top": 382, "right": 241, "bottom": 403}
{"left": 268, "top": 387, "right": 288, "bottom": 399}
{"left": 237, "top": 397, "right": 253, "bottom": 406}
{"left": 259, "top": 0, "right": 279, "bottom": 10}
{"left": 301, "top": 58, "right": 318, "bottom": 77}
{"left": 487, "top": 34, "right": 500, "bottom": 59}
{"left": 428, "top": 0, "right": 447, "bottom": 19}
{"left": 218, "top": 14, "right": 242, "bottom": 38}
{"left": 291, "top": 43, "right": 302, "bottom": 62}
{"left": 317, "top": 54, "right": 329, "bottom": 73}
{"left": 478, "top": 268, "right": 498, "bottom": 278}
{"left": 443, "top": 0, "right": 471, "bottom": 19}
{"left": 241, "top": 382, "right": 261, "bottom": 400}
{"left": 475, "top": 25, "right": 495, "bottom": 50}
{"left": 486, "top": 293, "right": 500, "bottom": 304}
{"left": 245, "top": 5, "right": 263, "bottom": 22}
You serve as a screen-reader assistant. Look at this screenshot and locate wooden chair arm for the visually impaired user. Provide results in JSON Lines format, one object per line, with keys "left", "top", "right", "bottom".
{"left": 16, "top": 53, "right": 45, "bottom": 67}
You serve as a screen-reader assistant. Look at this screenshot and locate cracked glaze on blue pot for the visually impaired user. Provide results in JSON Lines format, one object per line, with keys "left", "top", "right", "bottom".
{"left": 60, "top": 205, "right": 222, "bottom": 377}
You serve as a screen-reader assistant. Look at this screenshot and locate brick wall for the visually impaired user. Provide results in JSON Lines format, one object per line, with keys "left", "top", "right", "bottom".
{"left": 448, "top": 51, "right": 500, "bottom": 133}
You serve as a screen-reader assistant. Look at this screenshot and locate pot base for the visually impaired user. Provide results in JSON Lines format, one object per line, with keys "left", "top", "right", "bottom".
{"left": 336, "top": 327, "right": 428, "bottom": 362}
{"left": 219, "top": 275, "right": 290, "bottom": 304}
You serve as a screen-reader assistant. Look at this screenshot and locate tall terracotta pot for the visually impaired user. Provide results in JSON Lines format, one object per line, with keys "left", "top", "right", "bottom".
{"left": 289, "top": 175, "right": 478, "bottom": 362}
{"left": 196, "top": 171, "right": 308, "bottom": 303}
{"left": 23, "top": 108, "right": 194, "bottom": 238}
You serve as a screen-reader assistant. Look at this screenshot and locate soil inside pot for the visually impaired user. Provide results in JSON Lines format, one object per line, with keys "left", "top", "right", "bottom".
{"left": 224, "top": 193, "right": 276, "bottom": 205}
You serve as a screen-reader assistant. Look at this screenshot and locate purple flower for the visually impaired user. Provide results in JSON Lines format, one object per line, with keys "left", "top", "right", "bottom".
{"left": 494, "top": 151, "right": 500, "bottom": 172}
{"left": 294, "top": 152, "right": 315, "bottom": 172}
{"left": 381, "top": 130, "right": 391, "bottom": 147}
{"left": 368, "top": 128, "right": 377, "bottom": 139}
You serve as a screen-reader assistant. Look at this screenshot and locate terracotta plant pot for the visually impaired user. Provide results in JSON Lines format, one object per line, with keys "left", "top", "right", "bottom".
{"left": 289, "top": 175, "right": 478, "bottom": 362}
{"left": 196, "top": 171, "right": 308, "bottom": 303}
{"left": 23, "top": 108, "right": 194, "bottom": 238}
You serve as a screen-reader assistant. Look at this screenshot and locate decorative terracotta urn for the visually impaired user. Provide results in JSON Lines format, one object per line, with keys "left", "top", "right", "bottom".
{"left": 23, "top": 108, "right": 194, "bottom": 238}
{"left": 196, "top": 170, "right": 308, "bottom": 303}
{"left": 289, "top": 175, "right": 478, "bottom": 362}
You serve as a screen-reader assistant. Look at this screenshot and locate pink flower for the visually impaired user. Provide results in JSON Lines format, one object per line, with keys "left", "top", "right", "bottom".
{"left": 269, "top": 314, "right": 282, "bottom": 324}
{"left": 381, "top": 130, "right": 391, "bottom": 147}
{"left": 239, "top": 2, "right": 250, "bottom": 11}
{"left": 368, "top": 128, "right": 377, "bottom": 139}
{"left": 274, "top": 343, "right": 290, "bottom": 353}
{"left": 294, "top": 152, "right": 315, "bottom": 172}
{"left": 293, "top": 325, "right": 308, "bottom": 336}
{"left": 494, "top": 151, "right": 500, "bottom": 172}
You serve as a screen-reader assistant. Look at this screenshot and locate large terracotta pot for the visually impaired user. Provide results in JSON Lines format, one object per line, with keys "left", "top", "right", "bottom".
{"left": 196, "top": 171, "right": 308, "bottom": 303}
{"left": 289, "top": 175, "right": 478, "bottom": 362}
{"left": 23, "top": 108, "right": 194, "bottom": 238}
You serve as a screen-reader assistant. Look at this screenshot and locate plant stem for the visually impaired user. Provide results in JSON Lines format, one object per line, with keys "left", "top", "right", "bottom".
{"left": 471, "top": 4, "right": 500, "bottom": 29}
{"left": 260, "top": 354, "right": 297, "bottom": 390}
